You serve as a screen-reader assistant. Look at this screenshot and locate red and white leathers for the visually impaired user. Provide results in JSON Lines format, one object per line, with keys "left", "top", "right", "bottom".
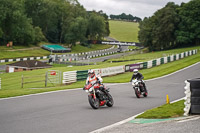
{"left": 86, "top": 74, "right": 103, "bottom": 86}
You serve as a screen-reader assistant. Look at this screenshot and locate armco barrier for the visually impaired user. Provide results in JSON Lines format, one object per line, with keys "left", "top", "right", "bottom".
{"left": 63, "top": 71, "right": 77, "bottom": 84}
{"left": 160, "top": 58, "right": 164, "bottom": 64}
{"left": 125, "top": 64, "right": 141, "bottom": 72}
{"left": 100, "top": 66, "right": 125, "bottom": 77}
{"left": 184, "top": 79, "right": 200, "bottom": 116}
{"left": 143, "top": 62, "right": 148, "bottom": 69}
{"left": 77, "top": 70, "right": 88, "bottom": 81}
{"left": 62, "top": 49, "right": 197, "bottom": 84}
{"left": 125, "top": 49, "right": 197, "bottom": 72}
{"left": 0, "top": 56, "right": 49, "bottom": 63}
{"left": 152, "top": 60, "right": 156, "bottom": 67}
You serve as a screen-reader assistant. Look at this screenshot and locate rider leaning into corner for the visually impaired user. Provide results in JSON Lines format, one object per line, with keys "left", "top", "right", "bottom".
{"left": 130, "top": 69, "right": 147, "bottom": 92}
{"left": 85, "top": 69, "right": 104, "bottom": 90}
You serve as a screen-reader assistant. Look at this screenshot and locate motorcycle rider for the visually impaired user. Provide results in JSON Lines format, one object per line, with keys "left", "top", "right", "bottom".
{"left": 85, "top": 69, "right": 103, "bottom": 89}
{"left": 130, "top": 69, "right": 147, "bottom": 92}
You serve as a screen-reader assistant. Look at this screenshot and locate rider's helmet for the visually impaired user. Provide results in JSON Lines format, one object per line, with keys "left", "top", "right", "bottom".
{"left": 88, "top": 69, "right": 95, "bottom": 78}
{"left": 133, "top": 69, "right": 139, "bottom": 75}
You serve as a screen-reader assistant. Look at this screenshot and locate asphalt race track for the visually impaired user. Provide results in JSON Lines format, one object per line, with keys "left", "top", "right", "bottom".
{"left": 0, "top": 62, "right": 200, "bottom": 133}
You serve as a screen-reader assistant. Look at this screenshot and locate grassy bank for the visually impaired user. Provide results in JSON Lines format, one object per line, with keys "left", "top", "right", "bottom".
{"left": 0, "top": 46, "right": 199, "bottom": 98}
{"left": 0, "top": 44, "right": 112, "bottom": 60}
{"left": 109, "top": 20, "right": 139, "bottom": 42}
{"left": 136, "top": 100, "right": 185, "bottom": 119}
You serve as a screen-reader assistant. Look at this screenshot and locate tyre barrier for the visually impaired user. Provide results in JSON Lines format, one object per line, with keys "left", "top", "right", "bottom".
{"left": 184, "top": 78, "right": 200, "bottom": 116}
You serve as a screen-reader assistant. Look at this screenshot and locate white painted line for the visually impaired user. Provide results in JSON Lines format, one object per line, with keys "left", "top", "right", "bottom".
{"left": 177, "top": 116, "right": 200, "bottom": 123}
{"left": 90, "top": 98, "right": 185, "bottom": 133}
{"left": 0, "top": 88, "right": 82, "bottom": 101}
{"left": 170, "top": 97, "right": 185, "bottom": 103}
{"left": 90, "top": 112, "right": 144, "bottom": 133}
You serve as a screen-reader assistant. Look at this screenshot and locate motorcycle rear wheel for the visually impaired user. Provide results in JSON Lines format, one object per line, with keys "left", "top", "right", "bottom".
{"left": 88, "top": 95, "right": 100, "bottom": 109}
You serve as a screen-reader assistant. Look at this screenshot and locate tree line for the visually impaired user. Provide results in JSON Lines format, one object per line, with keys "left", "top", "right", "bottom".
{"left": 110, "top": 13, "right": 142, "bottom": 22}
{"left": 138, "top": 0, "right": 200, "bottom": 51}
{"left": 0, "top": 0, "right": 110, "bottom": 47}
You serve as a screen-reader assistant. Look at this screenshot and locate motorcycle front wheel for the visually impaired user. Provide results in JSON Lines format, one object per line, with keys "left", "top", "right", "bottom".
{"left": 88, "top": 95, "right": 100, "bottom": 109}
{"left": 143, "top": 89, "right": 148, "bottom": 97}
{"left": 135, "top": 88, "right": 141, "bottom": 98}
{"left": 106, "top": 93, "right": 114, "bottom": 107}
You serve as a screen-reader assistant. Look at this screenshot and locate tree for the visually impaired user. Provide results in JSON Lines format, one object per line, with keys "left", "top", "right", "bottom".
{"left": 87, "top": 12, "right": 106, "bottom": 40}
{"left": 138, "top": 2, "right": 180, "bottom": 51}
{"left": 138, "top": 17, "right": 153, "bottom": 50}
{"left": 98, "top": 10, "right": 110, "bottom": 36}
{"left": 176, "top": 0, "right": 200, "bottom": 45}
{"left": 65, "top": 17, "right": 88, "bottom": 46}
{"left": 109, "top": 13, "right": 142, "bottom": 22}
{"left": 0, "top": 0, "right": 40, "bottom": 45}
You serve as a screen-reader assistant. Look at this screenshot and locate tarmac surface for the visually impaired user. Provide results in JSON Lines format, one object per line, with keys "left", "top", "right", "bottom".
{"left": 94, "top": 116, "right": 200, "bottom": 133}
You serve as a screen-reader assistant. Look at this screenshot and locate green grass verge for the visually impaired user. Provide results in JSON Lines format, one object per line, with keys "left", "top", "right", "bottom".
{"left": 136, "top": 100, "right": 185, "bottom": 119}
{"left": 0, "top": 47, "right": 199, "bottom": 98}
{"left": 109, "top": 20, "right": 139, "bottom": 42}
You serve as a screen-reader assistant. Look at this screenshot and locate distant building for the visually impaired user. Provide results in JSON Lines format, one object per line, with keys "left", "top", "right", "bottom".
{"left": 6, "top": 60, "right": 52, "bottom": 73}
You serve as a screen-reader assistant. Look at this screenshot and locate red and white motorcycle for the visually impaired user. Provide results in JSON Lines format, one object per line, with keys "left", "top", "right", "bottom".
{"left": 83, "top": 82, "right": 114, "bottom": 109}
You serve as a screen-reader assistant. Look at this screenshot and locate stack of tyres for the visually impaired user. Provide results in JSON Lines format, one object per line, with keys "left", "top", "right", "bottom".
{"left": 188, "top": 78, "right": 200, "bottom": 114}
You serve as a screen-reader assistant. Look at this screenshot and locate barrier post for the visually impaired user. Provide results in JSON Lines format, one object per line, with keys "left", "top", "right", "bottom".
{"left": 21, "top": 75, "right": 24, "bottom": 88}
{"left": 0, "top": 78, "right": 1, "bottom": 89}
{"left": 166, "top": 95, "right": 170, "bottom": 104}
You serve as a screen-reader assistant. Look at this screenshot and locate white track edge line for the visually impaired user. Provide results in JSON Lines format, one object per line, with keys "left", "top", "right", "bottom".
{"left": 90, "top": 97, "right": 185, "bottom": 133}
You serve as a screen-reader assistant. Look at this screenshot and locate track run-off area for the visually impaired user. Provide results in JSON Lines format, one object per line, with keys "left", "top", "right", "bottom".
{"left": 0, "top": 62, "right": 200, "bottom": 133}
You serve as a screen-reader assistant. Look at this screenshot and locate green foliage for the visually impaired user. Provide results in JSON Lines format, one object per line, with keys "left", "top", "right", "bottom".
{"left": 87, "top": 11, "right": 107, "bottom": 40}
{"left": 176, "top": 0, "right": 200, "bottom": 45}
{"left": 65, "top": 17, "right": 88, "bottom": 46}
{"left": 139, "top": 2, "right": 180, "bottom": 51}
{"left": 0, "top": 0, "right": 109, "bottom": 46}
{"left": 110, "top": 13, "right": 141, "bottom": 22}
{"left": 139, "top": 0, "right": 200, "bottom": 51}
{"left": 0, "top": 0, "right": 38, "bottom": 45}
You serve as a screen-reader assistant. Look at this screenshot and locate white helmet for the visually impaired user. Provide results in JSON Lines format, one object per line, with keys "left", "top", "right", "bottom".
{"left": 88, "top": 69, "right": 95, "bottom": 78}
{"left": 133, "top": 69, "right": 138, "bottom": 75}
